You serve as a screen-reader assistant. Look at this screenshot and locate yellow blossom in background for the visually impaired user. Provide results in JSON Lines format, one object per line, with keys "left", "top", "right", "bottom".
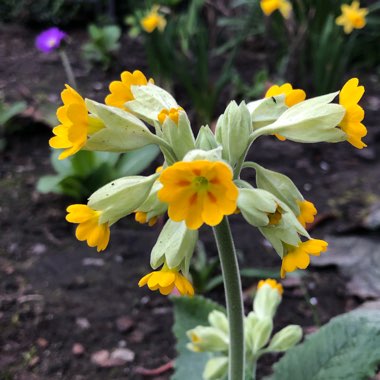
{"left": 265, "top": 83, "right": 306, "bottom": 141}
{"left": 338, "top": 78, "right": 367, "bottom": 149}
{"left": 140, "top": 5, "right": 167, "bottom": 33}
{"left": 105, "top": 70, "right": 154, "bottom": 109}
{"left": 258, "top": 278, "right": 283, "bottom": 295}
{"left": 134, "top": 211, "right": 158, "bottom": 226}
{"left": 336, "top": 1, "right": 368, "bottom": 34}
{"left": 158, "top": 107, "right": 183, "bottom": 125}
{"left": 297, "top": 200, "right": 317, "bottom": 228}
{"left": 158, "top": 160, "right": 239, "bottom": 230}
{"left": 281, "top": 239, "right": 328, "bottom": 278}
{"left": 49, "top": 85, "right": 102, "bottom": 160}
{"left": 260, "top": 0, "right": 292, "bottom": 19}
{"left": 138, "top": 266, "right": 194, "bottom": 296}
{"left": 66, "top": 204, "right": 110, "bottom": 252}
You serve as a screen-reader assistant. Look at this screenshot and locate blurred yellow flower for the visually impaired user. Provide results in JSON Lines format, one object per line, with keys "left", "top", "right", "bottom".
{"left": 281, "top": 239, "right": 328, "bottom": 278}
{"left": 158, "top": 160, "right": 239, "bottom": 230}
{"left": 339, "top": 78, "right": 367, "bottom": 149}
{"left": 258, "top": 278, "right": 283, "bottom": 295}
{"left": 138, "top": 266, "right": 194, "bottom": 296}
{"left": 336, "top": 1, "right": 368, "bottom": 34}
{"left": 297, "top": 200, "right": 317, "bottom": 228}
{"left": 134, "top": 211, "right": 158, "bottom": 226}
{"left": 49, "top": 85, "right": 103, "bottom": 160}
{"left": 158, "top": 107, "right": 183, "bottom": 125}
{"left": 66, "top": 204, "right": 110, "bottom": 252}
{"left": 265, "top": 83, "right": 306, "bottom": 141}
{"left": 105, "top": 70, "right": 154, "bottom": 109}
{"left": 141, "top": 5, "right": 167, "bottom": 33}
{"left": 260, "top": 0, "right": 292, "bottom": 19}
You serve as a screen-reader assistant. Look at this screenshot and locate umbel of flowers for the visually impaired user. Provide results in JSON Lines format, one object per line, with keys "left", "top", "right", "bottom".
{"left": 49, "top": 69, "right": 366, "bottom": 380}
{"left": 50, "top": 71, "right": 366, "bottom": 289}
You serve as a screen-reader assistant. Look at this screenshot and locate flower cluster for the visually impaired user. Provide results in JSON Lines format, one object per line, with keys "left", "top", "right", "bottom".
{"left": 187, "top": 279, "right": 302, "bottom": 379}
{"left": 49, "top": 69, "right": 366, "bottom": 296}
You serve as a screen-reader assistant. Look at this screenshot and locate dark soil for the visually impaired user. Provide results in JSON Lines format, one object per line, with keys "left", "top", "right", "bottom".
{"left": 1, "top": 24, "right": 380, "bottom": 380}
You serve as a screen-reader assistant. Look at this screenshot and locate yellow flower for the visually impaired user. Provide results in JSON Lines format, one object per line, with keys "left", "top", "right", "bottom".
{"left": 140, "top": 5, "right": 167, "bottom": 33}
{"left": 158, "top": 160, "right": 239, "bottom": 230}
{"left": 134, "top": 211, "right": 158, "bottom": 227}
{"left": 105, "top": 70, "right": 154, "bottom": 110}
{"left": 297, "top": 200, "right": 317, "bottom": 228}
{"left": 66, "top": 204, "right": 110, "bottom": 252}
{"left": 49, "top": 85, "right": 103, "bottom": 160}
{"left": 138, "top": 266, "right": 194, "bottom": 296}
{"left": 281, "top": 239, "right": 328, "bottom": 278}
{"left": 336, "top": 1, "right": 368, "bottom": 34}
{"left": 158, "top": 107, "right": 183, "bottom": 125}
{"left": 338, "top": 78, "right": 367, "bottom": 149}
{"left": 267, "top": 205, "right": 283, "bottom": 225}
{"left": 258, "top": 278, "right": 283, "bottom": 295}
{"left": 260, "top": 0, "right": 292, "bottom": 19}
{"left": 265, "top": 83, "right": 306, "bottom": 141}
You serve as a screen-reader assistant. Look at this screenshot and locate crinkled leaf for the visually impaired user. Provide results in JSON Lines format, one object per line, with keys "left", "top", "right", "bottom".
{"left": 270, "top": 309, "right": 380, "bottom": 380}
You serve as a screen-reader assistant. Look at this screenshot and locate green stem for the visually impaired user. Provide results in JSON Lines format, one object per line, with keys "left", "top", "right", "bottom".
{"left": 59, "top": 49, "right": 77, "bottom": 88}
{"left": 213, "top": 217, "right": 245, "bottom": 380}
{"left": 252, "top": 361, "right": 257, "bottom": 380}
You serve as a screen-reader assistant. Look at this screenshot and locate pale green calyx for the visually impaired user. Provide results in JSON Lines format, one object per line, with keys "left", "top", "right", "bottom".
{"left": 267, "top": 325, "right": 303, "bottom": 352}
{"left": 161, "top": 111, "right": 196, "bottom": 160}
{"left": 253, "top": 282, "right": 282, "bottom": 320}
{"left": 253, "top": 163, "right": 303, "bottom": 215}
{"left": 255, "top": 92, "right": 346, "bottom": 143}
{"left": 203, "top": 356, "right": 228, "bottom": 380}
{"left": 88, "top": 174, "right": 158, "bottom": 225}
{"left": 237, "top": 188, "right": 280, "bottom": 227}
{"left": 84, "top": 99, "right": 160, "bottom": 152}
{"left": 150, "top": 220, "right": 198, "bottom": 274}
{"left": 187, "top": 326, "right": 229, "bottom": 353}
{"left": 195, "top": 125, "right": 219, "bottom": 151}
{"left": 135, "top": 181, "right": 167, "bottom": 221}
{"left": 183, "top": 147, "right": 223, "bottom": 162}
{"left": 245, "top": 312, "right": 273, "bottom": 354}
{"left": 215, "top": 101, "right": 252, "bottom": 167}
{"left": 208, "top": 310, "right": 229, "bottom": 334}
{"left": 126, "top": 83, "right": 179, "bottom": 126}
{"left": 247, "top": 95, "right": 287, "bottom": 130}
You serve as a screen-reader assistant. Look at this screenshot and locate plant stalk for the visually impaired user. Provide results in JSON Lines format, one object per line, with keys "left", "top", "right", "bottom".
{"left": 213, "top": 217, "right": 245, "bottom": 380}
{"left": 59, "top": 49, "right": 77, "bottom": 88}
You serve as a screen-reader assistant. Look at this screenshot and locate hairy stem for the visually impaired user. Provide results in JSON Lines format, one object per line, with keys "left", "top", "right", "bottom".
{"left": 213, "top": 217, "right": 245, "bottom": 380}
{"left": 59, "top": 49, "right": 77, "bottom": 88}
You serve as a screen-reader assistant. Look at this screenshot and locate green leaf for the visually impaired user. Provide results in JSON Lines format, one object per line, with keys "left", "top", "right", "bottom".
{"left": 36, "top": 175, "right": 64, "bottom": 194}
{"left": 172, "top": 296, "right": 225, "bottom": 380}
{"left": 116, "top": 144, "right": 160, "bottom": 176}
{"left": 270, "top": 310, "right": 380, "bottom": 380}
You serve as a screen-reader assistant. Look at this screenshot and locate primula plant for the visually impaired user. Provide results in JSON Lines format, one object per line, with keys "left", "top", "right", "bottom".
{"left": 49, "top": 69, "right": 367, "bottom": 379}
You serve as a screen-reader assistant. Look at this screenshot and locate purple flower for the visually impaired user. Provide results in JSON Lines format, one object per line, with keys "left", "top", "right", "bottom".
{"left": 36, "top": 27, "right": 66, "bottom": 53}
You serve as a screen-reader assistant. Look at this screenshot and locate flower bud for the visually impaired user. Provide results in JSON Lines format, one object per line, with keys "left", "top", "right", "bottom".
{"left": 126, "top": 83, "right": 179, "bottom": 126}
{"left": 253, "top": 280, "right": 282, "bottom": 319}
{"left": 203, "top": 356, "right": 228, "bottom": 380}
{"left": 161, "top": 111, "right": 196, "bottom": 160}
{"left": 267, "top": 325, "right": 303, "bottom": 352}
{"left": 247, "top": 95, "right": 287, "bottom": 130}
{"left": 215, "top": 101, "right": 252, "bottom": 167}
{"left": 260, "top": 92, "right": 346, "bottom": 143}
{"left": 150, "top": 220, "right": 198, "bottom": 273}
{"left": 195, "top": 125, "right": 219, "bottom": 150}
{"left": 245, "top": 312, "right": 273, "bottom": 354}
{"left": 187, "top": 326, "right": 229, "bottom": 353}
{"left": 84, "top": 99, "right": 160, "bottom": 152}
{"left": 88, "top": 174, "right": 157, "bottom": 225}
{"left": 208, "top": 310, "right": 229, "bottom": 334}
